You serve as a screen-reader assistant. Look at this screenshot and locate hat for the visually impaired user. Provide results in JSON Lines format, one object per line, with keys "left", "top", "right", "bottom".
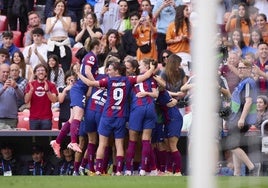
{"left": 32, "top": 144, "right": 43, "bottom": 154}
{"left": 2, "top": 31, "right": 13, "bottom": 38}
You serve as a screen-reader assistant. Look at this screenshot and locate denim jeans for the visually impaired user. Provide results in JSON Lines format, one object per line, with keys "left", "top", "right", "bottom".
{"left": 29, "top": 119, "right": 52, "bottom": 130}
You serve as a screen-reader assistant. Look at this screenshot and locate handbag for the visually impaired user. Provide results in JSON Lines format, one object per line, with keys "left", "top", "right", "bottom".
{"left": 138, "top": 30, "right": 151, "bottom": 54}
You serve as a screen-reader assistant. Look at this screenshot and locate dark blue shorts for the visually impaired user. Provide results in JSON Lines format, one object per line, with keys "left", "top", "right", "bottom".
{"left": 84, "top": 110, "right": 102, "bottom": 133}
{"left": 164, "top": 117, "right": 183, "bottom": 138}
{"left": 151, "top": 123, "right": 165, "bottom": 143}
{"left": 128, "top": 104, "right": 156, "bottom": 132}
{"left": 98, "top": 117, "right": 127, "bottom": 139}
{"left": 70, "top": 86, "right": 87, "bottom": 108}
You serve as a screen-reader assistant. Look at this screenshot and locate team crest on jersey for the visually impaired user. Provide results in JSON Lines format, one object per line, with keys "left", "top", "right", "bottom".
{"left": 88, "top": 56, "right": 95, "bottom": 65}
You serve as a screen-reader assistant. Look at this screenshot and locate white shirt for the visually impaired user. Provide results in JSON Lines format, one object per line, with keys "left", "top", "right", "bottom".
{"left": 23, "top": 43, "right": 48, "bottom": 69}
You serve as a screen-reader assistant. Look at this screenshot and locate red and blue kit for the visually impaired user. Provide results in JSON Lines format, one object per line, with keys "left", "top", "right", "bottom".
{"left": 99, "top": 76, "right": 137, "bottom": 118}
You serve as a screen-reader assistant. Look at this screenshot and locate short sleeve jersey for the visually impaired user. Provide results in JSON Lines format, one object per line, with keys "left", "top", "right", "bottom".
{"left": 99, "top": 76, "right": 137, "bottom": 117}
{"left": 130, "top": 76, "right": 157, "bottom": 110}
{"left": 86, "top": 74, "right": 108, "bottom": 113}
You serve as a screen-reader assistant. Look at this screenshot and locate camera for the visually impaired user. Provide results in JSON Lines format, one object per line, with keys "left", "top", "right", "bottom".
{"left": 218, "top": 106, "right": 231, "bottom": 119}
{"left": 104, "top": 0, "right": 110, "bottom": 7}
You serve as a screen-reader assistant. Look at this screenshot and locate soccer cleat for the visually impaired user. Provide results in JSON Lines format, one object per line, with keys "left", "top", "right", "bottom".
{"left": 72, "top": 171, "right": 80, "bottom": 176}
{"left": 149, "top": 169, "right": 158, "bottom": 176}
{"left": 115, "top": 171, "right": 123, "bottom": 176}
{"left": 249, "top": 163, "right": 261, "bottom": 176}
{"left": 95, "top": 171, "right": 101, "bottom": 176}
{"left": 87, "top": 171, "right": 96, "bottom": 176}
{"left": 67, "top": 142, "right": 82, "bottom": 153}
{"left": 124, "top": 170, "right": 132, "bottom": 176}
{"left": 173, "top": 172, "right": 182, "bottom": 176}
{"left": 139, "top": 169, "right": 147, "bottom": 176}
{"left": 79, "top": 166, "right": 87, "bottom": 176}
{"left": 163, "top": 171, "right": 174, "bottom": 176}
{"left": 50, "top": 140, "right": 61, "bottom": 158}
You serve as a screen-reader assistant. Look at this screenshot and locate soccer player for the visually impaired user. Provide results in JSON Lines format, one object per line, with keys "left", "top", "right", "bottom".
{"left": 125, "top": 58, "right": 159, "bottom": 176}
{"left": 76, "top": 60, "right": 156, "bottom": 175}
{"left": 50, "top": 38, "right": 101, "bottom": 155}
{"left": 155, "top": 86, "right": 183, "bottom": 176}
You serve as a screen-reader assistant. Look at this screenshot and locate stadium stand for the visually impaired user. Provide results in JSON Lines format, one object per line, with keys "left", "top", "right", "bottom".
{"left": 0, "top": 15, "right": 8, "bottom": 31}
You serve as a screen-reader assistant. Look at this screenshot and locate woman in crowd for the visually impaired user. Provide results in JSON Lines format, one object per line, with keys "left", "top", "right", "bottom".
{"left": 99, "top": 29, "right": 126, "bottom": 63}
{"left": 11, "top": 51, "right": 32, "bottom": 80}
{"left": 255, "top": 13, "right": 268, "bottom": 43}
{"left": 156, "top": 54, "right": 188, "bottom": 115}
{"left": 225, "top": 2, "right": 252, "bottom": 45}
{"left": 57, "top": 70, "right": 77, "bottom": 129}
{"left": 45, "top": 0, "right": 72, "bottom": 73}
{"left": 114, "top": 0, "right": 131, "bottom": 35}
{"left": 132, "top": 11, "right": 157, "bottom": 61}
{"left": 166, "top": 5, "right": 191, "bottom": 76}
{"left": 251, "top": 95, "right": 268, "bottom": 130}
{"left": 75, "top": 12, "right": 103, "bottom": 48}
{"left": 227, "top": 29, "right": 247, "bottom": 57}
{"left": 47, "top": 54, "right": 65, "bottom": 89}
{"left": 247, "top": 28, "right": 264, "bottom": 56}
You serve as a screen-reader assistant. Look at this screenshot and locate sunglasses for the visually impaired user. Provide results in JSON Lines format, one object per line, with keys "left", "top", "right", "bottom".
{"left": 162, "top": 55, "right": 169, "bottom": 59}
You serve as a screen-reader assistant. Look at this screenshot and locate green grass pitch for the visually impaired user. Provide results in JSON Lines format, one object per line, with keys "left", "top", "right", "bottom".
{"left": 1, "top": 176, "right": 268, "bottom": 188}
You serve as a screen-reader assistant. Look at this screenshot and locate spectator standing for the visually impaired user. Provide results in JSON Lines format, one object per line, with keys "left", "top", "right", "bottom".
{"left": 225, "top": 2, "right": 252, "bottom": 45}
{"left": 99, "top": 29, "right": 126, "bottom": 64}
{"left": 0, "top": 142, "right": 22, "bottom": 176}
{"left": 23, "top": 28, "right": 48, "bottom": 70}
{"left": 24, "top": 11, "right": 49, "bottom": 46}
{"left": 47, "top": 54, "right": 65, "bottom": 89}
{"left": 24, "top": 64, "right": 58, "bottom": 130}
{"left": 121, "top": 11, "right": 139, "bottom": 57}
{"left": 225, "top": 60, "right": 260, "bottom": 176}
{"left": 57, "top": 70, "right": 77, "bottom": 129}
{"left": 220, "top": 51, "right": 241, "bottom": 94}
{"left": 75, "top": 12, "right": 103, "bottom": 48}
{"left": 0, "top": 64, "right": 24, "bottom": 129}
{"left": 251, "top": 95, "right": 268, "bottom": 130}
{"left": 11, "top": 51, "right": 27, "bottom": 79}
{"left": 9, "top": 64, "right": 27, "bottom": 111}
{"left": 45, "top": 0, "right": 72, "bottom": 73}
{"left": 0, "top": 31, "right": 20, "bottom": 58}
{"left": 253, "top": 42, "right": 268, "bottom": 95}
{"left": 66, "top": 0, "right": 86, "bottom": 32}
{"left": 158, "top": 54, "right": 188, "bottom": 115}
{"left": 6, "top": 0, "right": 34, "bottom": 34}
{"left": 166, "top": 5, "right": 191, "bottom": 76}
{"left": 153, "top": 0, "right": 182, "bottom": 60}
{"left": 247, "top": 28, "right": 263, "bottom": 56}
{"left": 94, "top": 0, "right": 120, "bottom": 34}
{"left": 255, "top": 13, "right": 268, "bottom": 43}
{"left": 113, "top": 0, "right": 131, "bottom": 35}
{"left": 132, "top": 12, "right": 157, "bottom": 61}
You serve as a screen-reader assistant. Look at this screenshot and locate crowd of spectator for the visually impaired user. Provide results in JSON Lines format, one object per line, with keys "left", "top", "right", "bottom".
{"left": 0, "top": 0, "right": 268, "bottom": 177}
